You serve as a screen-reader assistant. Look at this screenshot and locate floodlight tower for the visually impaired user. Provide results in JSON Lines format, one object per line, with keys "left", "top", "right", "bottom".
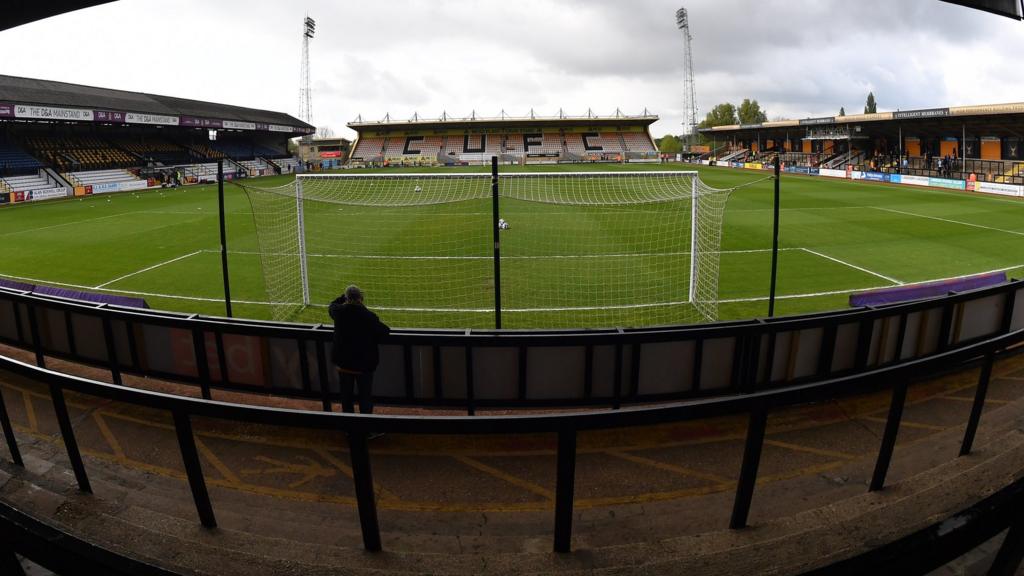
{"left": 299, "top": 15, "right": 315, "bottom": 140}
{"left": 676, "top": 7, "right": 699, "bottom": 150}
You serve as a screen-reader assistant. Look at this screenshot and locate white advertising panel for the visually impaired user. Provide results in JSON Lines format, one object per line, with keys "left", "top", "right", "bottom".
{"left": 899, "top": 175, "right": 931, "bottom": 187}
{"left": 268, "top": 124, "right": 294, "bottom": 132}
{"left": 974, "top": 181, "right": 1023, "bottom": 197}
{"left": 89, "top": 182, "right": 121, "bottom": 194}
{"left": 126, "top": 112, "right": 180, "bottom": 126}
{"left": 819, "top": 168, "right": 847, "bottom": 178}
{"left": 26, "top": 187, "right": 68, "bottom": 201}
{"left": 15, "top": 104, "right": 94, "bottom": 121}
{"left": 223, "top": 120, "right": 256, "bottom": 130}
{"left": 119, "top": 180, "right": 149, "bottom": 192}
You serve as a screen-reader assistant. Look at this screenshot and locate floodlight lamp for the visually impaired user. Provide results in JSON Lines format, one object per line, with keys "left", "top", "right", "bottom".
{"left": 675, "top": 7, "right": 688, "bottom": 29}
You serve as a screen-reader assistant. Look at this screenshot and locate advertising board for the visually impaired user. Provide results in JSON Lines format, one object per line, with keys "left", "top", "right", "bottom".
{"left": 928, "top": 177, "right": 966, "bottom": 190}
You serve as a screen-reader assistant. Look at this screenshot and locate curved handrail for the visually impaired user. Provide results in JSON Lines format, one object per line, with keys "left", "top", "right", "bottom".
{"left": 2, "top": 277, "right": 1021, "bottom": 409}
{"left": 0, "top": 324, "right": 1021, "bottom": 557}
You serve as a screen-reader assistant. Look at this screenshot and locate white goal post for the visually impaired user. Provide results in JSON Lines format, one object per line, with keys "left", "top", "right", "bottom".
{"left": 239, "top": 170, "right": 734, "bottom": 329}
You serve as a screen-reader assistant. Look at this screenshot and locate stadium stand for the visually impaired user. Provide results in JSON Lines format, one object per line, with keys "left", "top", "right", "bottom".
{"left": 1, "top": 172, "right": 57, "bottom": 192}
{"left": 621, "top": 131, "right": 656, "bottom": 152}
{"left": 273, "top": 157, "right": 300, "bottom": 173}
{"left": 0, "top": 139, "right": 43, "bottom": 176}
{"left": 24, "top": 135, "right": 136, "bottom": 171}
{"left": 351, "top": 137, "right": 385, "bottom": 161}
{"left": 66, "top": 168, "right": 142, "bottom": 188}
{"left": 346, "top": 113, "right": 661, "bottom": 165}
{"left": 110, "top": 137, "right": 190, "bottom": 165}
{"left": 237, "top": 158, "right": 275, "bottom": 176}
{"left": 0, "top": 76, "right": 310, "bottom": 200}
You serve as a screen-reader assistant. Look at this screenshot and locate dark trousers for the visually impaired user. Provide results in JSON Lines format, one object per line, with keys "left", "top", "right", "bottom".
{"left": 339, "top": 370, "right": 374, "bottom": 414}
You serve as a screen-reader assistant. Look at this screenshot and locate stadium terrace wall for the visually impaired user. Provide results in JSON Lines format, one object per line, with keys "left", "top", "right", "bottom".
{"left": 1, "top": 278, "right": 1023, "bottom": 411}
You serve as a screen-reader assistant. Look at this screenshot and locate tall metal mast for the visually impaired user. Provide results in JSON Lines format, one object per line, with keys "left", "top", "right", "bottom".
{"left": 676, "top": 7, "right": 698, "bottom": 149}
{"left": 299, "top": 15, "right": 315, "bottom": 140}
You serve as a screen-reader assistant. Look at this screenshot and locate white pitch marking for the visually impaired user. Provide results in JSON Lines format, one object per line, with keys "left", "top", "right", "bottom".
{"left": 0, "top": 211, "right": 140, "bottom": 238}
{"left": 4, "top": 263, "right": 1023, "bottom": 313}
{"left": 800, "top": 248, "right": 903, "bottom": 285}
{"left": 93, "top": 250, "right": 205, "bottom": 289}
{"left": 871, "top": 206, "right": 1024, "bottom": 238}
{"left": 211, "top": 248, "right": 797, "bottom": 261}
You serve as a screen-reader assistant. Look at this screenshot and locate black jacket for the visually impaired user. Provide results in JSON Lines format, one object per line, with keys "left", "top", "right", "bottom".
{"left": 329, "top": 298, "right": 391, "bottom": 373}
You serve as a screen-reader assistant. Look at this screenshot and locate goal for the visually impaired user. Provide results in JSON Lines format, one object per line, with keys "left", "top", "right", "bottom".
{"left": 237, "top": 170, "right": 734, "bottom": 329}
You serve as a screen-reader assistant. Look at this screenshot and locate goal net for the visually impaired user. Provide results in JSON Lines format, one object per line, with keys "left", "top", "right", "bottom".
{"left": 237, "top": 171, "right": 734, "bottom": 329}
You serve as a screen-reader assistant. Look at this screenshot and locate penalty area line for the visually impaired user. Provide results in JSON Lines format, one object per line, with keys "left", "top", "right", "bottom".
{"left": 93, "top": 250, "right": 205, "bottom": 289}
{"left": 799, "top": 248, "right": 904, "bottom": 286}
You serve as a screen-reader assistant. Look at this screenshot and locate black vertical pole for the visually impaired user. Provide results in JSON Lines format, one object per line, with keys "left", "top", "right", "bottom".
{"left": 491, "top": 156, "right": 502, "bottom": 329}
{"left": 768, "top": 156, "right": 781, "bottom": 317}
{"left": 218, "top": 160, "right": 233, "bottom": 318}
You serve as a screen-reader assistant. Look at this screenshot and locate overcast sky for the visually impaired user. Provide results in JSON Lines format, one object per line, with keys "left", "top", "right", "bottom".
{"left": 1, "top": 0, "right": 1022, "bottom": 138}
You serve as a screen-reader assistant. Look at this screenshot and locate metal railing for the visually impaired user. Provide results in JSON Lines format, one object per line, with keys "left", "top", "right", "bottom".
{"left": 1, "top": 278, "right": 1022, "bottom": 412}
{"left": 0, "top": 322, "right": 1022, "bottom": 559}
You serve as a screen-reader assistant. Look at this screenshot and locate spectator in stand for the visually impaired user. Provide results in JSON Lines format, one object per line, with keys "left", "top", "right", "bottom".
{"left": 329, "top": 285, "right": 390, "bottom": 415}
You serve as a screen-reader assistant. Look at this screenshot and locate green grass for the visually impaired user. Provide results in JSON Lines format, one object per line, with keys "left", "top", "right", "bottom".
{"left": 2, "top": 163, "right": 1024, "bottom": 329}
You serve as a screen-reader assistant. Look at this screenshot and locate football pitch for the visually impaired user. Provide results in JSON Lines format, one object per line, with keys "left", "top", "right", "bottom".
{"left": 2, "top": 163, "right": 1024, "bottom": 329}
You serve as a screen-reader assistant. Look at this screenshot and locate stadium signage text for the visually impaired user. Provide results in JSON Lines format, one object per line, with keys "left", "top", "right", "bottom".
{"left": 799, "top": 117, "right": 835, "bottom": 126}
{"left": 893, "top": 108, "right": 950, "bottom": 120}
{"left": 126, "top": 112, "right": 180, "bottom": 126}
{"left": 15, "top": 104, "right": 94, "bottom": 121}
{"left": 181, "top": 116, "right": 222, "bottom": 129}
{"left": 223, "top": 120, "right": 257, "bottom": 131}
{"left": 0, "top": 103, "right": 13, "bottom": 117}
{"left": 94, "top": 110, "right": 126, "bottom": 122}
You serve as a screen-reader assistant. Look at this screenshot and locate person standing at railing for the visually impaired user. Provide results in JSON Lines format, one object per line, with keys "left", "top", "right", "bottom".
{"left": 329, "top": 285, "right": 391, "bottom": 414}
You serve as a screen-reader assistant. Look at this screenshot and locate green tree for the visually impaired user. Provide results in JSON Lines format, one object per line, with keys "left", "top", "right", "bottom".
{"left": 737, "top": 98, "right": 768, "bottom": 125}
{"left": 839, "top": 107, "right": 846, "bottom": 116}
{"left": 658, "top": 135, "right": 683, "bottom": 155}
{"left": 698, "top": 103, "right": 738, "bottom": 129}
{"left": 864, "top": 92, "right": 877, "bottom": 114}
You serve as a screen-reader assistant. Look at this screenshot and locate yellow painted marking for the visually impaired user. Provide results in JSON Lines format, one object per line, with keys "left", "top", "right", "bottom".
{"left": 21, "top": 389, "right": 37, "bottom": 432}
{"left": 240, "top": 455, "right": 335, "bottom": 489}
{"left": 93, "top": 412, "right": 125, "bottom": 459}
{"left": 758, "top": 460, "right": 846, "bottom": 483}
{"left": 574, "top": 483, "right": 735, "bottom": 508}
{"left": 313, "top": 447, "right": 400, "bottom": 502}
{"left": 193, "top": 436, "right": 242, "bottom": 484}
{"left": 606, "top": 450, "right": 732, "bottom": 484}
{"left": 452, "top": 455, "right": 554, "bottom": 500}
{"left": 938, "top": 395, "right": 1011, "bottom": 405}
{"left": 861, "top": 416, "right": 946, "bottom": 431}
{"left": 763, "top": 439, "right": 857, "bottom": 460}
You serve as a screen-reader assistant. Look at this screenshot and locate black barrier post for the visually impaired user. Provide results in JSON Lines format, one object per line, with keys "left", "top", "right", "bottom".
{"left": 172, "top": 411, "right": 217, "bottom": 528}
{"left": 990, "top": 514, "right": 1024, "bottom": 576}
{"left": 959, "top": 352, "right": 994, "bottom": 456}
{"left": 25, "top": 303, "right": 44, "bottom": 368}
{"left": 100, "top": 315, "right": 122, "bottom": 386}
{"left": 768, "top": 156, "right": 781, "bottom": 317}
{"left": 870, "top": 381, "right": 908, "bottom": 491}
{"left": 491, "top": 156, "right": 502, "bottom": 329}
{"left": 730, "top": 408, "right": 767, "bottom": 529}
{"left": 218, "top": 160, "right": 233, "bottom": 318}
{"left": 0, "top": 387, "right": 23, "bottom": 466}
{"left": 49, "top": 384, "right": 91, "bottom": 493}
{"left": 348, "top": 431, "right": 381, "bottom": 551}
{"left": 0, "top": 544, "right": 24, "bottom": 576}
{"left": 553, "top": 428, "right": 577, "bottom": 553}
